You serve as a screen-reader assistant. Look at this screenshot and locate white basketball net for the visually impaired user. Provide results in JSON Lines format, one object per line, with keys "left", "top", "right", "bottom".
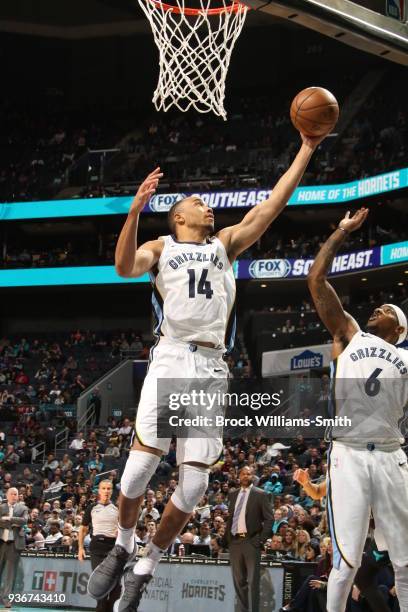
{"left": 138, "top": 0, "right": 248, "bottom": 120}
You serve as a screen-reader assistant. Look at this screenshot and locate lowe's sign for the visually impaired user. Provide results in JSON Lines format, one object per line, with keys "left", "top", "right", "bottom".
{"left": 291, "top": 350, "right": 324, "bottom": 370}
{"left": 262, "top": 344, "right": 332, "bottom": 376}
{"left": 1, "top": 168, "right": 407, "bottom": 221}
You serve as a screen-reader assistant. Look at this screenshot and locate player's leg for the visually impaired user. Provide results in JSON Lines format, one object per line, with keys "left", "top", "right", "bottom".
{"left": 88, "top": 440, "right": 164, "bottom": 601}
{"left": 113, "top": 345, "right": 226, "bottom": 611}
{"left": 326, "top": 443, "right": 372, "bottom": 612}
{"left": 88, "top": 356, "right": 171, "bottom": 601}
{"left": 113, "top": 460, "right": 210, "bottom": 612}
{"left": 371, "top": 448, "right": 408, "bottom": 612}
{"left": 134, "top": 461, "right": 210, "bottom": 572}
{"left": 115, "top": 441, "right": 162, "bottom": 553}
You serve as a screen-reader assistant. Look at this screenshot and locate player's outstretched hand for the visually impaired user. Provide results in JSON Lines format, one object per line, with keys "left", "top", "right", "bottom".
{"left": 293, "top": 468, "right": 310, "bottom": 486}
{"left": 130, "top": 167, "right": 163, "bottom": 214}
{"left": 338, "top": 208, "right": 369, "bottom": 233}
{"left": 300, "top": 132, "right": 327, "bottom": 150}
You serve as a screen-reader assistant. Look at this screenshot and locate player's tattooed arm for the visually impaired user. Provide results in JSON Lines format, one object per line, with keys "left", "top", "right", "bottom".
{"left": 218, "top": 134, "right": 325, "bottom": 260}
{"left": 308, "top": 209, "right": 368, "bottom": 352}
{"left": 115, "top": 168, "right": 163, "bottom": 277}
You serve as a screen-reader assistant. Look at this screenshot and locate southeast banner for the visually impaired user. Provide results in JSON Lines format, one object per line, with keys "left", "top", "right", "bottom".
{"left": 237, "top": 246, "right": 382, "bottom": 279}
{"left": 1, "top": 241, "right": 407, "bottom": 287}
{"left": 1, "top": 168, "right": 407, "bottom": 221}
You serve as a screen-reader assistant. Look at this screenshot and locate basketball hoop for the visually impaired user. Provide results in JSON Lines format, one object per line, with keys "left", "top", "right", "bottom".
{"left": 138, "top": 0, "right": 249, "bottom": 120}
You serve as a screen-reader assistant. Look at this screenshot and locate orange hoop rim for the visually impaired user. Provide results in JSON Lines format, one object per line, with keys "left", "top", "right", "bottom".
{"left": 147, "top": 0, "right": 248, "bottom": 15}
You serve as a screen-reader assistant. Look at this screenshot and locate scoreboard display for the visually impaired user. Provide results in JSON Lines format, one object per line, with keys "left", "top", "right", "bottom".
{"left": 351, "top": 0, "right": 406, "bottom": 19}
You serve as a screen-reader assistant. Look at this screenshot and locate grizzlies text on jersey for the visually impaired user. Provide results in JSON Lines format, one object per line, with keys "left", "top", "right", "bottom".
{"left": 150, "top": 235, "right": 236, "bottom": 352}
{"left": 330, "top": 331, "right": 408, "bottom": 447}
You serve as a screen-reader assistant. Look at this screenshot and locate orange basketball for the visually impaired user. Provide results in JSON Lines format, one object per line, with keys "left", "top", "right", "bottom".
{"left": 290, "top": 87, "right": 339, "bottom": 137}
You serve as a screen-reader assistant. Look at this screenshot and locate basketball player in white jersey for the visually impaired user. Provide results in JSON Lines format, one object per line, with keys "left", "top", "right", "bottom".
{"left": 307, "top": 208, "right": 408, "bottom": 612}
{"left": 88, "top": 132, "right": 324, "bottom": 611}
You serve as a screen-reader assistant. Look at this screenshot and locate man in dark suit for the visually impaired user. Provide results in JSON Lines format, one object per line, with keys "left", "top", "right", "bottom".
{"left": 226, "top": 466, "right": 274, "bottom": 612}
{"left": 0, "top": 487, "right": 29, "bottom": 608}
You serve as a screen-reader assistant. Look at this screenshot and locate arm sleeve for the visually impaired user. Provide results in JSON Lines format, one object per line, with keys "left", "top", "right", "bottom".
{"left": 11, "top": 506, "right": 29, "bottom": 526}
{"left": 260, "top": 492, "right": 275, "bottom": 541}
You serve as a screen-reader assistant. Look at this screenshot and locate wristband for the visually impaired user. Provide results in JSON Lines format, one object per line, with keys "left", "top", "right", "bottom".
{"left": 337, "top": 226, "right": 348, "bottom": 235}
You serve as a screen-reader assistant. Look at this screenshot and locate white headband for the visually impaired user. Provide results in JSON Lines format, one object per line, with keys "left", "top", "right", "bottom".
{"left": 385, "top": 304, "right": 408, "bottom": 345}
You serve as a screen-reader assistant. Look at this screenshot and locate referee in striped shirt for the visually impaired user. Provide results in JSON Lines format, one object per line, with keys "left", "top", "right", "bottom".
{"left": 78, "top": 480, "right": 120, "bottom": 612}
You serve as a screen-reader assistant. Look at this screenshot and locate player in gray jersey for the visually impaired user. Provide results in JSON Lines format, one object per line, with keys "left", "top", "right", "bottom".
{"left": 307, "top": 208, "right": 408, "bottom": 612}
{"left": 88, "top": 133, "right": 326, "bottom": 611}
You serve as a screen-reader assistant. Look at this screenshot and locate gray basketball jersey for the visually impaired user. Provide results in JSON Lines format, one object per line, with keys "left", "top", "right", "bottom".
{"left": 150, "top": 235, "right": 236, "bottom": 351}
{"left": 330, "top": 331, "right": 408, "bottom": 445}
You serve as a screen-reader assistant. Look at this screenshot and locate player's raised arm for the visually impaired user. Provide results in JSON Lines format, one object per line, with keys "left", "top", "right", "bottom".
{"left": 307, "top": 209, "right": 369, "bottom": 354}
{"left": 115, "top": 168, "right": 164, "bottom": 278}
{"left": 218, "top": 134, "right": 324, "bottom": 260}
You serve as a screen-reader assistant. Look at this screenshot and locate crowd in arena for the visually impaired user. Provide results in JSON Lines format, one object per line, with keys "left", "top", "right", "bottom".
{"left": 0, "top": 420, "right": 401, "bottom": 610}
{"left": 0, "top": 289, "right": 405, "bottom": 610}
{"left": 2, "top": 221, "right": 405, "bottom": 270}
{"left": 1, "top": 70, "right": 406, "bottom": 204}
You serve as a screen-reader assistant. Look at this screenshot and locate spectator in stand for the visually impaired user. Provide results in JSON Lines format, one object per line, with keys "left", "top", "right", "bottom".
{"left": 140, "top": 499, "right": 160, "bottom": 523}
{"left": 59, "top": 454, "right": 73, "bottom": 473}
{"left": 118, "top": 418, "right": 132, "bottom": 438}
{"left": 87, "top": 453, "right": 104, "bottom": 474}
{"left": 294, "top": 530, "right": 311, "bottom": 561}
{"left": 106, "top": 419, "right": 119, "bottom": 438}
{"left": 26, "top": 526, "right": 45, "bottom": 550}
{"left": 193, "top": 522, "right": 211, "bottom": 546}
{"left": 3, "top": 445, "right": 19, "bottom": 470}
{"left": 64, "top": 356, "right": 78, "bottom": 371}
{"left": 282, "top": 528, "right": 296, "bottom": 556}
{"left": 19, "top": 467, "right": 38, "bottom": 487}
{"left": 210, "top": 535, "right": 224, "bottom": 559}
{"left": 42, "top": 453, "right": 59, "bottom": 477}
{"left": 44, "top": 522, "right": 63, "bottom": 548}
{"left": 103, "top": 440, "right": 120, "bottom": 459}
{"left": 145, "top": 520, "right": 157, "bottom": 544}
{"left": 70, "top": 432, "right": 86, "bottom": 451}
{"left": 264, "top": 535, "right": 285, "bottom": 559}
{"left": 196, "top": 495, "right": 211, "bottom": 523}
{"left": 15, "top": 440, "right": 31, "bottom": 463}
{"left": 279, "top": 538, "right": 333, "bottom": 612}
{"left": 135, "top": 523, "right": 148, "bottom": 546}
{"left": 290, "top": 435, "right": 308, "bottom": 457}
{"left": 264, "top": 471, "right": 284, "bottom": 496}
{"left": 272, "top": 508, "right": 288, "bottom": 535}
{"left": 282, "top": 319, "right": 295, "bottom": 334}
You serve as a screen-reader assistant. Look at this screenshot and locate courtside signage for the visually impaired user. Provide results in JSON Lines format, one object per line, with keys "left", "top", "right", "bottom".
{"left": 1, "top": 168, "right": 407, "bottom": 221}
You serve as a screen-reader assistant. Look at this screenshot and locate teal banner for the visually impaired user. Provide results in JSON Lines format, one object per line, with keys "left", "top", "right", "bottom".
{"left": 1, "top": 168, "right": 407, "bottom": 221}
{"left": 0, "top": 242, "right": 406, "bottom": 288}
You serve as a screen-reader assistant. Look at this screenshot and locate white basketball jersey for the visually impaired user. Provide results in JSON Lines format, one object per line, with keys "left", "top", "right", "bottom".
{"left": 150, "top": 235, "right": 236, "bottom": 351}
{"left": 330, "top": 331, "right": 408, "bottom": 444}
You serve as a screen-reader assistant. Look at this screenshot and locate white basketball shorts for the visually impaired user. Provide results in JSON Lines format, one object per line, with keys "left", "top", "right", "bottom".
{"left": 327, "top": 441, "right": 408, "bottom": 569}
{"left": 134, "top": 337, "right": 229, "bottom": 465}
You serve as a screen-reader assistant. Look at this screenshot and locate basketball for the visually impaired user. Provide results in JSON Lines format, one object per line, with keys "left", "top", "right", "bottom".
{"left": 290, "top": 87, "right": 339, "bottom": 137}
